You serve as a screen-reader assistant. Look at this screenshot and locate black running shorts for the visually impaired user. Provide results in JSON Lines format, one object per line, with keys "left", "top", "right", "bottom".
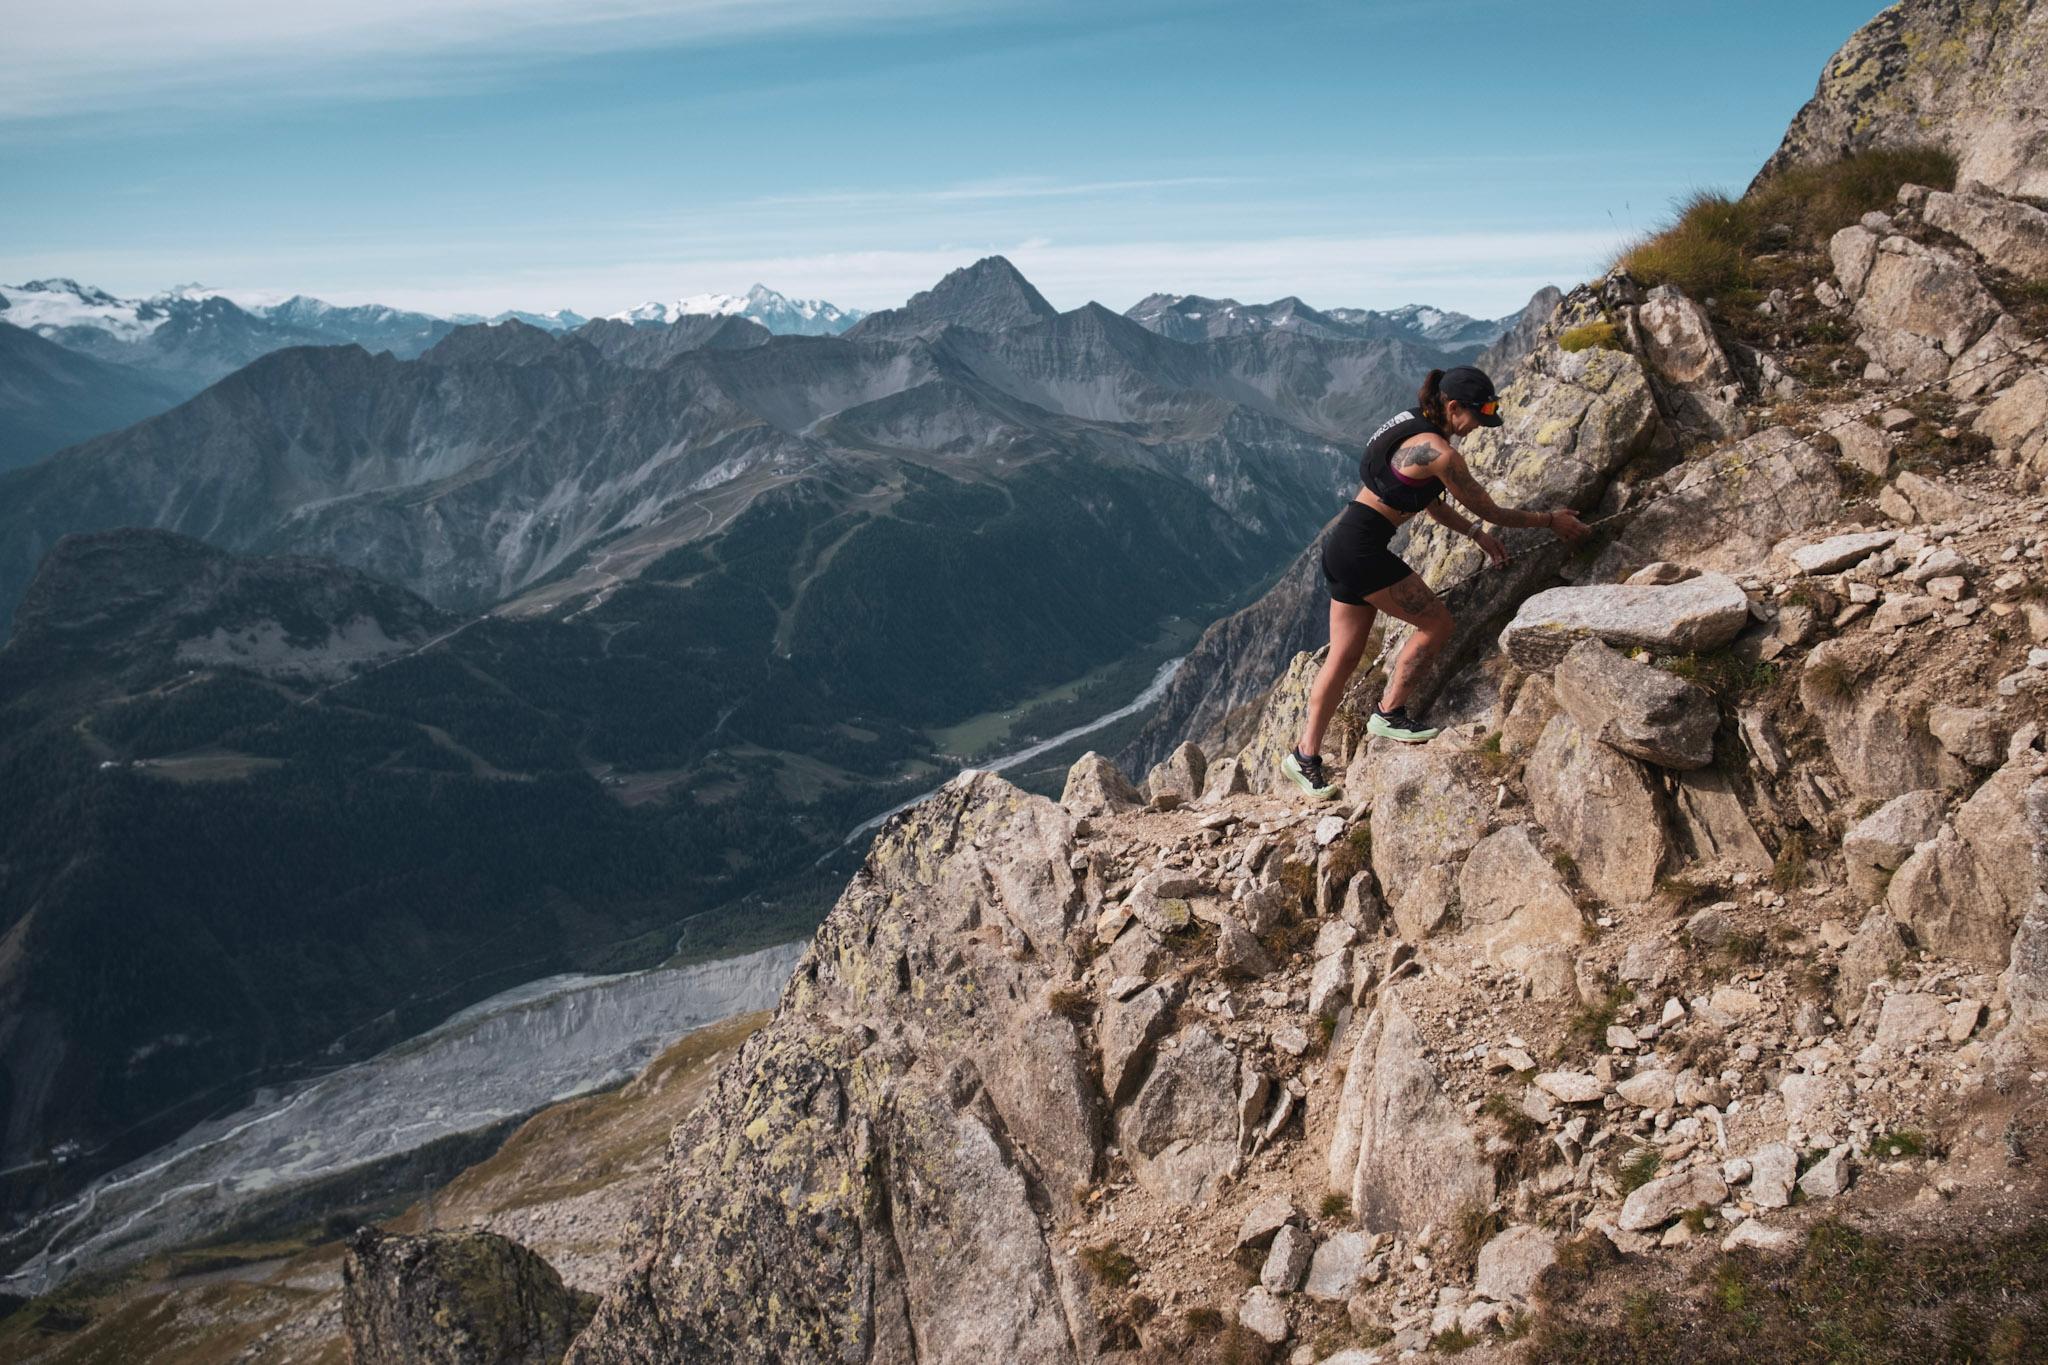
{"left": 1321, "top": 501, "right": 1415, "bottom": 604}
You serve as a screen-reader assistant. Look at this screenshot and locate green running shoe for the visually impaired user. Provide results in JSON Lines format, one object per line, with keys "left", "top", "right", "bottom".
{"left": 1281, "top": 748, "right": 1338, "bottom": 799}
{"left": 1367, "top": 705, "right": 1440, "bottom": 744}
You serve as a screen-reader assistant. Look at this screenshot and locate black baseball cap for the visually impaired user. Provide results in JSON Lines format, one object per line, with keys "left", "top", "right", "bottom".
{"left": 1441, "top": 366, "right": 1503, "bottom": 426}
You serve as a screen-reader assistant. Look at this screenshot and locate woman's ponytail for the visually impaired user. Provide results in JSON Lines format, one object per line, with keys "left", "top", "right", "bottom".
{"left": 1418, "top": 369, "right": 1447, "bottom": 428}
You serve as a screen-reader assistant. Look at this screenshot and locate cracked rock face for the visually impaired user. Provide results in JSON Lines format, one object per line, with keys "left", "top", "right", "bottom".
{"left": 1595, "top": 428, "right": 1839, "bottom": 581}
{"left": 1327, "top": 989, "right": 1494, "bottom": 1238}
{"left": 1526, "top": 710, "right": 1670, "bottom": 905}
{"left": 1887, "top": 755, "right": 2041, "bottom": 965}
{"left": 566, "top": 772, "right": 1103, "bottom": 1365}
{"left": 1758, "top": 0, "right": 2048, "bottom": 199}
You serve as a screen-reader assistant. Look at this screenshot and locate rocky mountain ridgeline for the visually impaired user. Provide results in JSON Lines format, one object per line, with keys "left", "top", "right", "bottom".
{"left": 1119, "top": 292, "right": 1544, "bottom": 354}
{"left": 330, "top": 2, "right": 2048, "bottom": 1359}
{"left": 0, "top": 255, "right": 1476, "bottom": 642}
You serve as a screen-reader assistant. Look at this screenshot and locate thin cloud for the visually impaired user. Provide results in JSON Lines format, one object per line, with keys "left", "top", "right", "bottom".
{"left": 0, "top": 0, "right": 981, "bottom": 120}
{"left": 742, "top": 176, "right": 1250, "bottom": 210}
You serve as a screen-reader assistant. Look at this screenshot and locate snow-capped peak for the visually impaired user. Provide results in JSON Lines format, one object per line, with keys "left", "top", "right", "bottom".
{"left": 673, "top": 291, "right": 751, "bottom": 318}
{"left": 607, "top": 284, "right": 862, "bottom": 335}
{"left": 1, "top": 279, "right": 168, "bottom": 340}
{"left": 610, "top": 299, "right": 685, "bottom": 326}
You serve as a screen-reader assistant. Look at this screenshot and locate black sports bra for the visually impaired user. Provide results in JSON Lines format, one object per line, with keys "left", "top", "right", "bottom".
{"left": 1357, "top": 409, "right": 1446, "bottom": 514}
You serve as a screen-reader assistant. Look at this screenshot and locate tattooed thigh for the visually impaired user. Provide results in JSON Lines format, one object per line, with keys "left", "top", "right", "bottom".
{"left": 1387, "top": 575, "right": 1438, "bottom": 616}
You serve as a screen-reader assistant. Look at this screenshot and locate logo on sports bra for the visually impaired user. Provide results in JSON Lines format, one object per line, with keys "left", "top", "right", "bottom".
{"left": 1366, "top": 409, "right": 1417, "bottom": 446}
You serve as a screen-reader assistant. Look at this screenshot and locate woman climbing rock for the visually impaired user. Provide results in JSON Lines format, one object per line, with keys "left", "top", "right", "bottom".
{"left": 1282, "top": 365, "right": 1590, "bottom": 798}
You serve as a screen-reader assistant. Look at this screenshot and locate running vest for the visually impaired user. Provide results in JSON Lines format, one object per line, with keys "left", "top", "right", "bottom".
{"left": 1357, "top": 409, "right": 1447, "bottom": 513}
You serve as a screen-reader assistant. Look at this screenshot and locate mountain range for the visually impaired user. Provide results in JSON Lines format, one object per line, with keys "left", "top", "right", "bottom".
{"left": 1122, "top": 291, "right": 1525, "bottom": 351}
{"left": 0, "top": 256, "right": 1529, "bottom": 629}
{"left": 0, "top": 273, "right": 1544, "bottom": 473}
{"left": 0, "top": 254, "right": 1553, "bottom": 1211}
{"left": 0, "top": 278, "right": 856, "bottom": 470}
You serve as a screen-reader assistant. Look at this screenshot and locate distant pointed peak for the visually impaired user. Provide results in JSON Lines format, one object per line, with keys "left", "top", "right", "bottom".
{"left": 855, "top": 255, "right": 1057, "bottom": 338}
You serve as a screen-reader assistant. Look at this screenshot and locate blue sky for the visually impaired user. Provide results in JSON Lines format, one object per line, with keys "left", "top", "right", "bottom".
{"left": 0, "top": 0, "right": 1889, "bottom": 319}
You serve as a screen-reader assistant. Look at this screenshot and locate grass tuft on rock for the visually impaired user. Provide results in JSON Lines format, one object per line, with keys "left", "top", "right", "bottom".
{"left": 1569, "top": 984, "right": 1635, "bottom": 1053}
{"left": 1431, "top": 1325, "right": 1479, "bottom": 1353}
{"left": 1614, "top": 1145, "right": 1662, "bottom": 1195}
{"left": 1080, "top": 1242, "right": 1138, "bottom": 1286}
{"left": 1048, "top": 985, "right": 1092, "bottom": 1021}
{"left": 1618, "top": 147, "right": 1956, "bottom": 298}
{"left": 1559, "top": 320, "right": 1626, "bottom": 353}
{"left": 1870, "top": 1129, "right": 1933, "bottom": 1160}
{"left": 1771, "top": 831, "right": 1809, "bottom": 891}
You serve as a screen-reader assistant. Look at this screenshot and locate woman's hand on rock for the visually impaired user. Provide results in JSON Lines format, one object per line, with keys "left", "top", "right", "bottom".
{"left": 1549, "top": 509, "right": 1590, "bottom": 543}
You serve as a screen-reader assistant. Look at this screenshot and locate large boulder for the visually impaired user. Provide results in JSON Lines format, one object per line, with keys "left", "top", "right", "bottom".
{"left": 1888, "top": 756, "right": 2042, "bottom": 965}
{"left": 1327, "top": 990, "right": 1494, "bottom": 1238}
{"left": 1474, "top": 1225, "right": 1559, "bottom": 1306}
{"left": 1363, "top": 736, "right": 1492, "bottom": 940}
{"left": 1798, "top": 638, "right": 1963, "bottom": 801}
{"left": 1635, "top": 285, "right": 1734, "bottom": 389}
{"left": 1830, "top": 225, "right": 2006, "bottom": 384}
{"left": 1595, "top": 429, "right": 1837, "bottom": 579}
{"left": 1100, "top": 983, "right": 1178, "bottom": 1105}
{"left": 1061, "top": 751, "right": 1142, "bottom": 816}
{"left": 1145, "top": 741, "right": 1208, "bottom": 806}
{"left": 1552, "top": 638, "right": 1717, "bottom": 770}
{"left": 1634, "top": 285, "right": 1744, "bottom": 440}
{"left": 1786, "top": 529, "right": 1895, "bottom": 576}
{"left": 1456, "top": 825, "right": 1586, "bottom": 966}
{"left": 1757, "top": 0, "right": 2048, "bottom": 200}
{"left": 1618, "top": 1167, "right": 1729, "bottom": 1233}
{"left": 1836, "top": 907, "right": 1913, "bottom": 1022}
{"left": 1499, "top": 574, "right": 1750, "bottom": 671}
{"left": 1974, "top": 371, "right": 2048, "bottom": 487}
{"left": 1671, "top": 767, "right": 1774, "bottom": 872}
{"left": 343, "top": 1229, "right": 597, "bottom": 1365}
{"left": 1913, "top": 183, "right": 2048, "bottom": 278}
{"left": 1843, "top": 789, "right": 1946, "bottom": 903}
{"left": 1499, "top": 672, "right": 1559, "bottom": 757}
{"left": 1997, "top": 775, "right": 2048, "bottom": 1063}
{"left": 1526, "top": 711, "right": 1669, "bottom": 904}
{"left": 1119, "top": 1024, "right": 1244, "bottom": 1205}
{"left": 566, "top": 773, "right": 1102, "bottom": 1365}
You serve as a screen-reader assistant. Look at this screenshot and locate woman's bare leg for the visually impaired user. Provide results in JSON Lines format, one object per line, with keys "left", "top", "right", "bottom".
{"left": 1296, "top": 599, "right": 1378, "bottom": 756}
{"left": 1367, "top": 575, "right": 1454, "bottom": 712}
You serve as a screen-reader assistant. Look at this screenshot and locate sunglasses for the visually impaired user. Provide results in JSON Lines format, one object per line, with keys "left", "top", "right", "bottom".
{"left": 1472, "top": 399, "right": 1500, "bottom": 417}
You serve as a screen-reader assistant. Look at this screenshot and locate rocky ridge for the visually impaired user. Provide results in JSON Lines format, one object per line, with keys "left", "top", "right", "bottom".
{"left": 1758, "top": 0, "right": 2048, "bottom": 198}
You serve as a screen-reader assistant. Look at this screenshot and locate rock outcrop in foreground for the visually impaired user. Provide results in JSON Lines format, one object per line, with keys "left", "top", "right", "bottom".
{"left": 343, "top": 1229, "right": 597, "bottom": 1364}
{"left": 566, "top": 773, "right": 1102, "bottom": 1362}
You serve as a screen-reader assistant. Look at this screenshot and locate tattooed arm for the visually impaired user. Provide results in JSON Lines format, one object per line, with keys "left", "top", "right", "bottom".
{"left": 1426, "top": 500, "right": 1508, "bottom": 565}
{"left": 1423, "top": 441, "right": 1590, "bottom": 541}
